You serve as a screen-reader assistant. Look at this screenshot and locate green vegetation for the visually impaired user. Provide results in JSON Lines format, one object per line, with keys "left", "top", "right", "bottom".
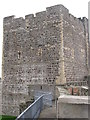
{"left": 0, "top": 115, "right": 16, "bottom": 120}
{"left": 0, "top": 116, "right": 2, "bottom": 120}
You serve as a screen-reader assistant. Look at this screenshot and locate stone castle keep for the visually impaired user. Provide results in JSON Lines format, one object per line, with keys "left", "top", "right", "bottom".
{"left": 2, "top": 4, "right": 89, "bottom": 116}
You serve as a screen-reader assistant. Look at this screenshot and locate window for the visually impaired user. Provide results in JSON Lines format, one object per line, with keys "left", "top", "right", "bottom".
{"left": 41, "top": 86, "right": 42, "bottom": 90}
{"left": 18, "top": 51, "right": 21, "bottom": 59}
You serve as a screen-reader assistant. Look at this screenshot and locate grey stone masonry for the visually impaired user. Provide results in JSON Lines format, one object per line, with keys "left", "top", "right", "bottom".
{"left": 57, "top": 95, "right": 89, "bottom": 118}
{"left": 2, "top": 4, "right": 89, "bottom": 116}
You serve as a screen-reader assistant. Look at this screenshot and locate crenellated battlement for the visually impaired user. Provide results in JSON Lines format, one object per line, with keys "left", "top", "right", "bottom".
{"left": 46, "top": 4, "right": 69, "bottom": 14}
{"left": 3, "top": 15, "right": 15, "bottom": 24}
{"left": 35, "top": 11, "right": 46, "bottom": 18}
{"left": 4, "top": 16, "right": 25, "bottom": 23}
{"left": 25, "top": 14, "right": 34, "bottom": 20}
{"left": 3, "top": 4, "right": 88, "bottom": 36}
{"left": 3, "top": 4, "right": 87, "bottom": 30}
{"left": 2, "top": 4, "right": 89, "bottom": 116}
{"left": 3, "top": 4, "right": 69, "bottom": 24}
{"left": 68, "top": 14, "right": 85, "bottom": 26}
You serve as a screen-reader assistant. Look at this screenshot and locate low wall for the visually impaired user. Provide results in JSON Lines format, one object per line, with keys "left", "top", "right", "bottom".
{"left": 57, "top": 95, "right": 89, "bottom": 118}
{"left": 28, "top": 84, "right": 55, "bottom": 99}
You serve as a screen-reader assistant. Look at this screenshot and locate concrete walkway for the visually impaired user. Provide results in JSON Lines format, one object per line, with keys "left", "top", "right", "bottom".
{"left": 39, "top": 102, "right": 57, "bottom": 119}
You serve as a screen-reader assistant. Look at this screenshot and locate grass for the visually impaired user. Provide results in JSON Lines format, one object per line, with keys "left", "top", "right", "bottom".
{"left": 0, "top": 115, "right": 16, "bottom": 120}
{"left": 0, "top": 116, "right": 2, "bottom": 120}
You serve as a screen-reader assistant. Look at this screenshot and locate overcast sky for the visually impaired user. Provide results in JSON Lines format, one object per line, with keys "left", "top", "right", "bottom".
{"left": 0, "top": 0, "right": 89, "bottom": 78}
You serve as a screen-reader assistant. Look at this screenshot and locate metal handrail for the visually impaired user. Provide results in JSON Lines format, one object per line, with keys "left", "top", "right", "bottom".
{"left": 16, "top": 95, "right": 44, "bottom": 120}
{"left": 16, "top": 92, "right": 53, "bottom": 120}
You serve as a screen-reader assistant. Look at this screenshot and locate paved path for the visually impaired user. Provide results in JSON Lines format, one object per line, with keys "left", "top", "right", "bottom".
{"left": 39, "top": 102, "right": 57, "bottom": 119}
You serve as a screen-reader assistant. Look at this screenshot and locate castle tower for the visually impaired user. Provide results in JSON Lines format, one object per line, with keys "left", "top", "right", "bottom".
{"left": 2, "top": 5, "right": 89, "bottom": 116}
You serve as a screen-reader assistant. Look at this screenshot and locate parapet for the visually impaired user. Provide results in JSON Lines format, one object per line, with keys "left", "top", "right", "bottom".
{"left": 81, "top": 17, "right": 88, "bottom": 31}
{"left": 3, "top": 15, "right": 15, "bottom": 24}
{"left": 13, "top": 17, "right": 24, "bottom": 21}
{"left": 46, "top": 4, "right": 69, "bottom": 14}
{"left": 25, "top": 11, "right": 46, "bottom": 22}
{"left": 25, "top": 4, "right": 69, "bottom": 22}
{"left": 3, "top": 4, "right": 87, "bottom": 29}
{"left": 25, "top": 14, "right": 34, "bottom": 20}
{"left": 78, "top": 17, "right": 88, "bottom": 29}
{"left": 3, "top": 16, "right": 25, "bottom": 31}
{"left": 3, "top": 15, "right": 25, "bottom": 23}
{"left": 82, "top": 17, "right": 88, "bottom": 22}
{"left": 35, "top": 11, "right": 46, "bottom": 19}
{"left": 68, "top": 13, "right": 84, "bottom": 26}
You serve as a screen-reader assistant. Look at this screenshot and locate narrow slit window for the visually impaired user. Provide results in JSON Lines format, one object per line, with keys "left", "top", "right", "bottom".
{"left": 18, "top": 51, "right": 21, "bottom": 59}
{"left": 41, "top": 86, "right": 42, "bottom": 90}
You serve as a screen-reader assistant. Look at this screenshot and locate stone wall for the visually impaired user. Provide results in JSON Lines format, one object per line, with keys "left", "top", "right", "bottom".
{"left": 2, "top": 16, "right": 29, "bottom": 116}
{"left": 62, "top": 14, "right": 89, "bottom": 85}
{"left": 28, "top": 84, "right": 55, "bottom": 99}
{"left": 2, "top": 4, "right": 89, "bottom": 116}
{"left": 57, "top": 95, "right": 88, "bottom": 118}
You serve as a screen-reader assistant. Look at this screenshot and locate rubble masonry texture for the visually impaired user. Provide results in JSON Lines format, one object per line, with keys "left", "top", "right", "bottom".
{"left": 2, "top": 4, "right": 89, "bottom": 116}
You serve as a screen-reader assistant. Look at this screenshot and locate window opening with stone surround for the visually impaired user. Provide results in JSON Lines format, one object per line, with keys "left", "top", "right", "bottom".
{"left": 18, "top": 51, "right": 21, "bottom": 59}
